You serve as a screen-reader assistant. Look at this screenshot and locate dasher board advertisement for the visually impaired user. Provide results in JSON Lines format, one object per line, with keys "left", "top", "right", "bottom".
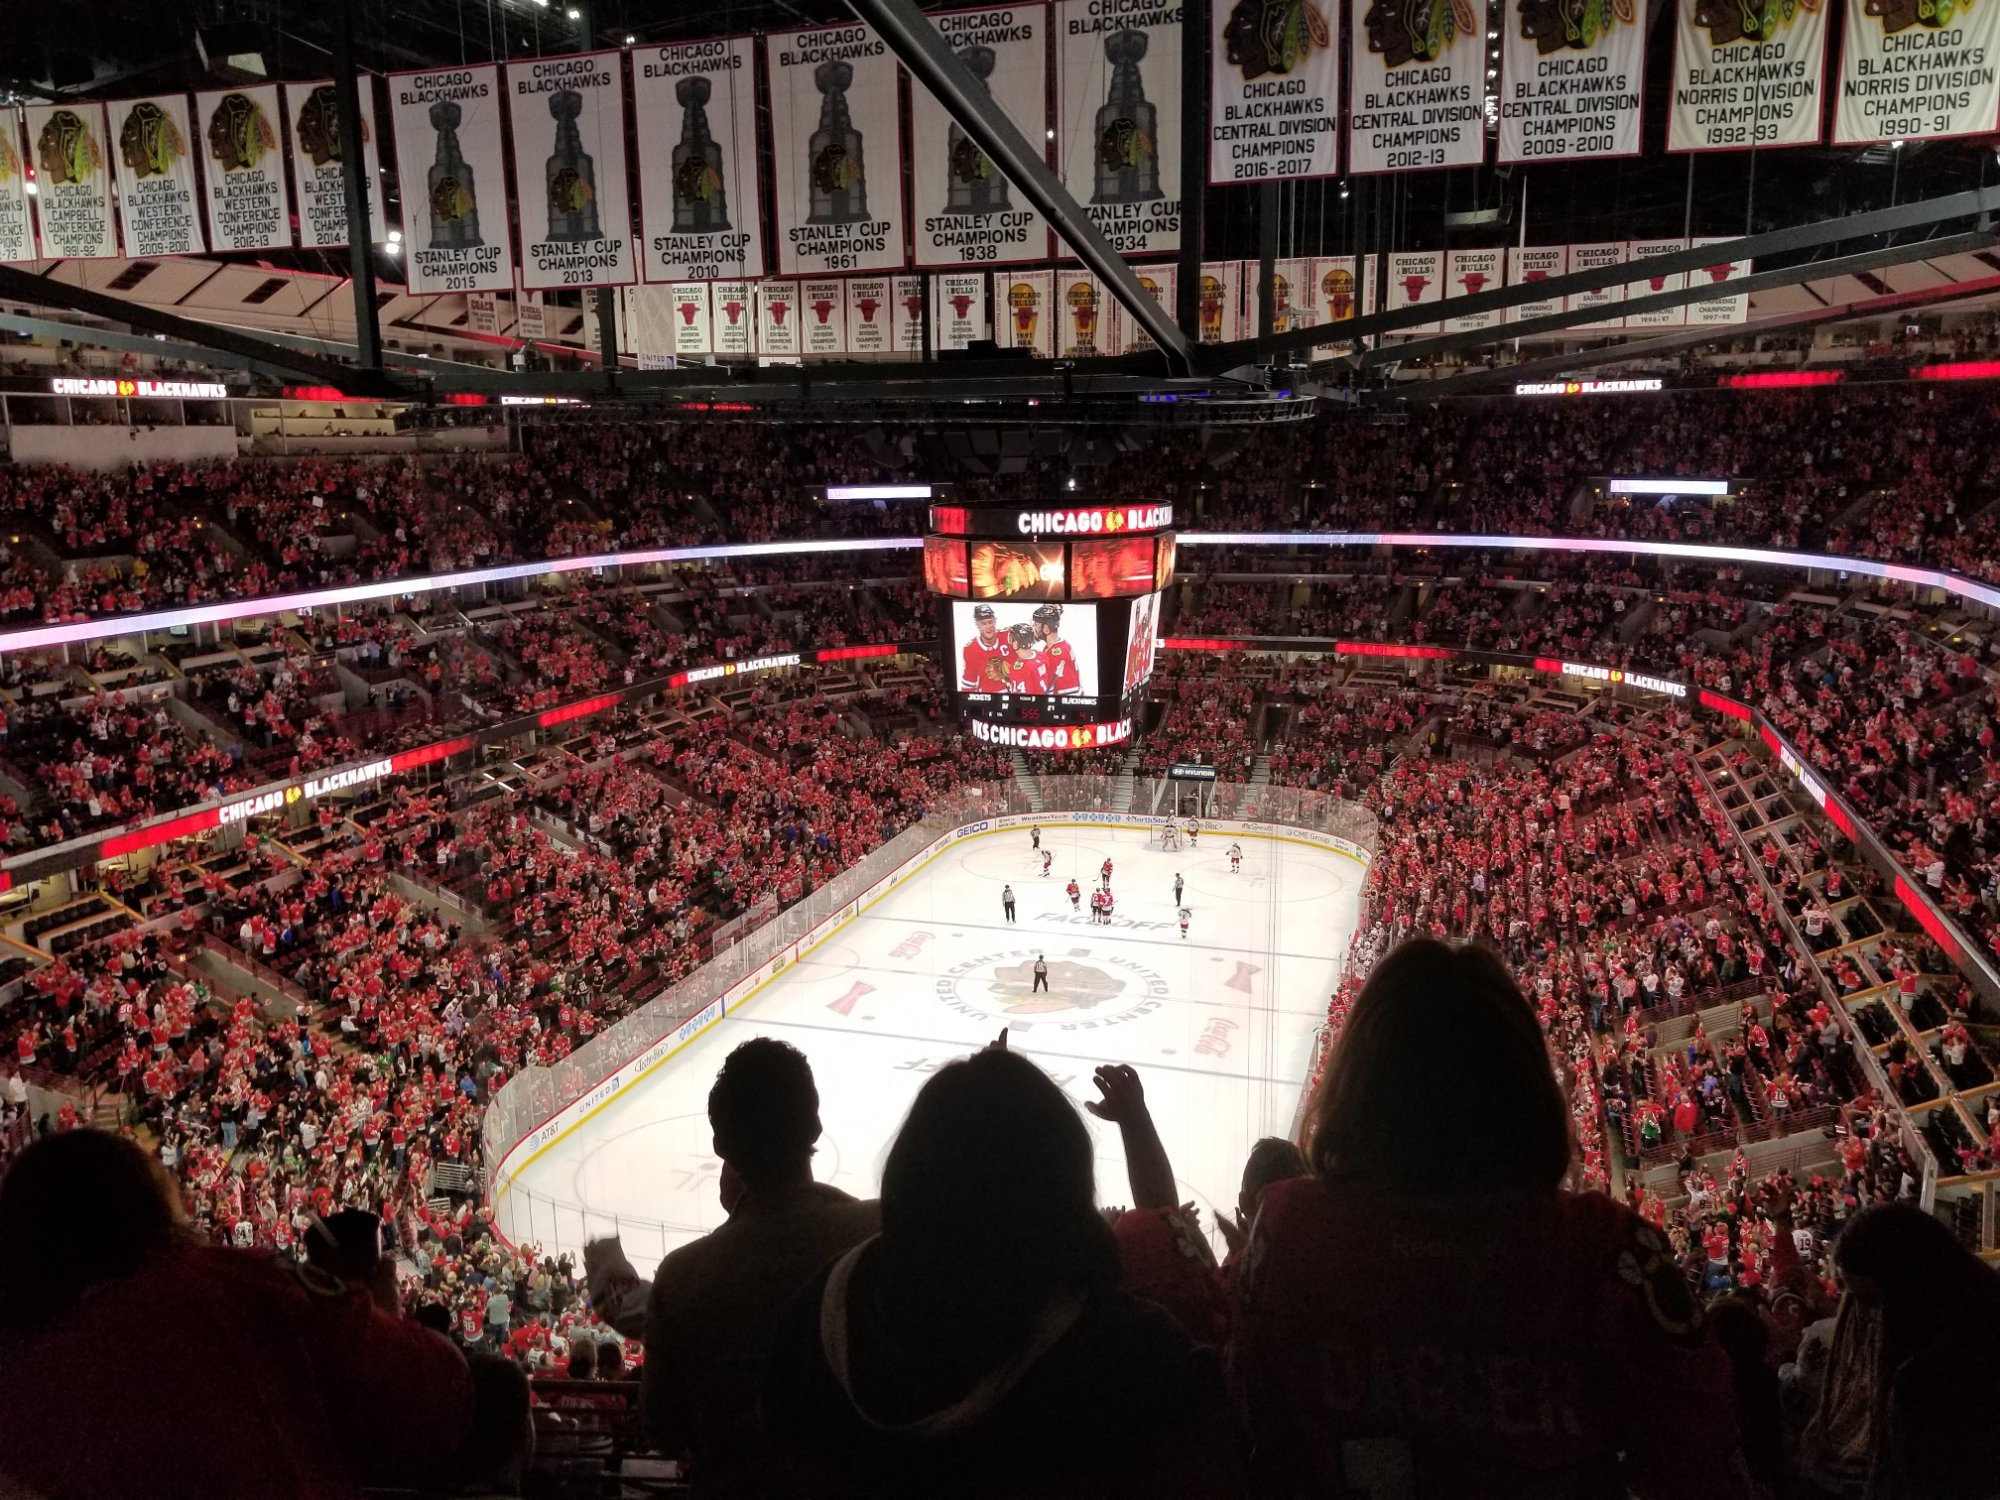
{"left": 914, "top": 4, "right": 1052, "bottom": 266}
{"left": 633, "top": 36, "right": 765, "bottom": 282}
{"left": 766, "top": 23, "right": 909, "bottom": 276}
{"left": 954, "top": 600, "right": 1100, "bottom": 697}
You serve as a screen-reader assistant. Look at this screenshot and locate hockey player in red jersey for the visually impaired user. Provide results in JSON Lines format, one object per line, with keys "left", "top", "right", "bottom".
{"left": 958, "top": 604, "right": 1013, "bottom": 690}
{"left": 1004, "top": 624, "right": 1048, "bottom": 694}
{"left": 1032, "top": 603, "right": 1082, "bottom": 694}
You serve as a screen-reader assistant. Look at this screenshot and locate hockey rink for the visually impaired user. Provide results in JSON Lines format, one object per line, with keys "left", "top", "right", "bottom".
{"left": 496, "top": 822, "right": 1362, "bottom": 1263}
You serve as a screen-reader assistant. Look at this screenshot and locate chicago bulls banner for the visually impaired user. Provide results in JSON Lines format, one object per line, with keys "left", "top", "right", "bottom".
{"left": 1688, "top": 237, "right": 1751, "bottom": 324}
{"left": 1057, "top": 268, "right": 1110, "bottom": 356}
{"left": 108, "top": 96, "right": 205, "bottom": 257}
{"left": 668, "top": 283, "right": 712, "bottom": 355}
{"left": 1504, "top": 244, "right": 1568, "bottom": 323}
{"left": 1566, "top": 239, "right": 1628, "bottom": 329}
{"left": 1624, "top": 237, "right": 1689, "bottom": 329}
{"left": 1668, "top": 0, "right": 1828, "bottom": 151}
{"left": 633, "top": 37, "right": 764, "bottom": 282}
{"left": 934, "top": 272, "right": 989, "bottom": 349}
{"left": 1383, "top": 250, "right": 1445, "bottom": 334}
{"left": 286, "top": 78, "right": 386, "bottom": 248}
{"left": 1210, "top": 0, "right": 1342, "bottom": 182}
{"left": 894, "top": 275, "right": 929, "bottom": 353}
{"left": 1121, "top": 263, "right": 1177, "bottom": 352}
{"left": 766, "top": 23, "right": 908, "bottom": 276}
{"left": 1056, "top": 0, "right": 1182, "bottom": 255}
{"left": 711, "top": 280, "right": 755, "bottom": 354}
{"left": 758, "top": 280, "right": 802, "bottom": 355}
{"left": 998, "top": 268, "right": 1057, "bottom": 356}
{"left": 389, "top": 65, "right": 516, "bottom": 293}
{"left": 914, "top": 4, "right": 1052, "bottom": 267}
{"left": 801, "top": 279, "right": 848, "bottom": 353}
{"left": 846, "top": 276, "right": 894, "bottom": 352}
{"left": 1498, "top": 0, "right": 1647, "bottom": 162}
{"left": 1347, "top": 0, "right": 1488, "bottom": 173}
{"left": 1834, "top": 0, "right": 2000, "bottom": 144}
{"left": 1442, "top": 247, "right": 1505, "bottom": 332}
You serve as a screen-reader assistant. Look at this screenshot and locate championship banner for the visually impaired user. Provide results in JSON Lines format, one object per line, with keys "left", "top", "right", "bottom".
{"left": 915, "top": 4, "right": 1051, "bottom": 267}
{"left": 802, "top": 279, "right": 848, "bottom": 353}
{"left": 1498, "top": 0, "right": 1647, "bottom": 162}
{"left": 766, "top": 24, "right": 907, "bottom": 276}
{"left": 285, "top": 79, "right": 386, "bottom": 248}
{"left": 894, "top": 276, "right": 929, "bottom": 353}
{"left": 633, "top": 37, "right": 764, "bottom": 282}
{"left": 1566, "top": 240, "right": 1628, "bottom": 329}
{"left": 934, "top": 272, "right": 989, "bottom": 349}
{"left": 1311, "top": 255, "right": 1363, "bottom": 326}
{"left": 108, "top": 96, "right": 204, "bottom": 257}
{"left": 389, "top": 66, "right": 516, "bottom": 293}
{"left": 516, "top": 289, "right": 548, "bottom": 340}
{"left": 846, "top": 276, "right": 894, "bottom": 352}
{"left": 1122, "top": 264, "right": 1177, "bottom": 352}
{"left": 712, "top": 280, "right": 754, "bottom": 354}
{"left": 1442, "top": 247, "right": 1505, "bottom": 332}
{"left": 1210, "top": 0, "right": 1341, "bottom": 182}
{"left": 467, "top": 292, "right": 500, "bottom": 335}
{"left": 1668, "top": 0, "right": 1828, "bottom": 151}
{"left": 1057, "top": 269, "right": 1109, "bottom": 356}
{"left": 26, "top": 103, "right": 117, "bottom": 258}
{"left": 1504, "top": 244, "right": 1568, "bottom": 322}
{"left": 1834, "top": 0, "right": 2000, "bottom": 144}
{"left": 758, "top": 281, "right": 801, "bottom": 355}
{"left": 1347, "top": 0, "right": 1489, "bottom": 173}
{"left": 668, "top": 283, "right": 713, "bottom": 355}
{"left": 1624, "top": 237, "right": 1688, "bottom": 328}
{"left": 1688, "top": 237, "right": 1751, "bottom": 324}
{"left": 0, "top": 117, "right": 33, "bottom": 262}
{"left": 1197, "top": 261, "right": 1244, "bottom": 344}
{"left": 1056, "top": 0, "right": 1182, "bottom": 255}
{"left": 1271, "top": 257, "right": 1314, "bottom": 332}
{"left": 1383, "top": 250, "right": 1445, "bottom": 334}
{"left": 507, "top": 51, "right": 636, "bottom": 290}
{"left": 195, "top": 85, "right": 290, "bottom": 251}
{"left": 999, "top": 268, "right": 1056, "bottom": 356}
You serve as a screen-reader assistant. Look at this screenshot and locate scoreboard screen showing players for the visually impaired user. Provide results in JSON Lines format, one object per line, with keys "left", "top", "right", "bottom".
{"left": 1123, "top": 592, "right": 1163, "bottom": 695}
{"left": 953, "top": 600, "right": 1101, "bottom": 699}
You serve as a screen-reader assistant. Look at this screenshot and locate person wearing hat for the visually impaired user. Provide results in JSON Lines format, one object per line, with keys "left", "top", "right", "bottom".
{"left": 959, "top": 604, "right": 1013, "bottom": 690}
{"left": 1031, "top": 603, "right": 1081, "bottom": 695}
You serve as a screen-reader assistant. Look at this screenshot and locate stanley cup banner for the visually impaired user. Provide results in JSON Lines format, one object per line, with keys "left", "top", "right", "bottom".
{"left": 1057, "top": 268, "right": 1108, "bottom": 356}
{"left": 26, "top": 103, "right": 117, "bottom": 258}
{"left": 914, "top": 5, "right": 1052, "bottom": 267}
{"left": 1196, "top": 260, "right": 1245, "bottom": 344}
{"left": 767, "top": 24, "right": 908, "bottom": 277}
{"left": 1210, "top": 0, "right": 1341, "bottom": 183}
{"left": 1442, "top": 247, "right": 1505, "bottom": 331}
{"left": 1504, "top": 244, "right": 1569, "bottom": 322}
{"left": 0, "top": 115, "right": 34, "bottom": 262}
{"left": 1346, "top": 0, "right": 1488, "bottom": 173}
{"left": 999, "top": 268, "right": 1056, "bottom": 356}
{"left": 633, "top": 37, "right": 764, "bottom": 282}
{"left": 1688, "top": 236, "right": 1751, "bottom": 324}
{"left": 108, "top": 96, "right": 204, "bottom": 257}
{"left": 285, "top": 80, "right": 386, "bottom": 249}
{"left": 1122, "top": 264, "right": 1177, "bottom": 351}
{"left": 1835, "top": 0, "right": 2000, "bottom": 143}
{"left": 1498, "top": 0, "right": 1647, "bottom": 162}
{"left": 711, "top": 280, "right": 754, "bottom": 354}
{"left": 507, "top": 51, "right": 637, "bottom": 290}
{"left": 196, "top": 85, "right": 290, "bottom": 251}
{"left": 758, "top": 281, "right": 802, "bottom": 356}
{"left": 1056, "top": 0, "right": 1182, "bottom": 255}
{"left": 801, "top": 279, "right": 849, "bottom": 353}
{"left": 1668, "top": 0, "right": 1828, "bottom": 150}
{"left": 388, "top": 65, "right": 516, "bottom": 294}
{"left": 894, "top": 275, "right": 929, "bottom": 353}
{"left": 934, "top": 272, "right": 989, "bottom": 349}
{"left": 1624, "top": 237, "right": 1689, "bottom": 328}
{"left": 846, "top": 276, "right": 894, "bottom": 352}
{"left": 1383, "top": 250, "right": 1445, "bottom": 334}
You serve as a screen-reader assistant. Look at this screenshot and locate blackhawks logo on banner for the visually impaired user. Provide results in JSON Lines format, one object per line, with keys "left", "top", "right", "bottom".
{"left": 1498, "top": 0, "right": 1648, "bottom": 162}
{"left": 1669, "top": 0, "right": 1828, "bottom": 150}
{"left": 1210, "top": 0, "right": 1341, "bottom": 182}
{"left": 1346, "top": 0, "right": 1488, "bottom": 173}
{"left": 1834, "top": 0, "right": 2000, "bottom": 143}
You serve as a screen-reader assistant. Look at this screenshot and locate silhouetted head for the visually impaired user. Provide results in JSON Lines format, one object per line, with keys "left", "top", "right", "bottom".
{"left": 709, "top": 1037, "right": 821, "bottom": 1192}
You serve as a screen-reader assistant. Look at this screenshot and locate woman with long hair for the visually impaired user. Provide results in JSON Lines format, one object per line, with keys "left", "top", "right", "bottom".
{"left": 1232, "top": 939, "right": 1750, "bottom": 1500}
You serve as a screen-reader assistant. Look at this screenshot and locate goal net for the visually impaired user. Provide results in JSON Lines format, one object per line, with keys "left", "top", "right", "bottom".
{"left": 1147, "top": 824, "right": 1181, "bottom": 851}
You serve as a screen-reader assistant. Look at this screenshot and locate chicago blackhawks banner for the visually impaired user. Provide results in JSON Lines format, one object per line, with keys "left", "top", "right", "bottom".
{"left": 846, "top": 276, "right": 895, "bottom": 352}
{"left": 1624, "top": 237, "right": 1688, "bottom": 328}
{"left": 1056, "top": 0, "right": 1182, "bottom": 255}
{"left": 1688, "top": 237, "right": 1752, "bottom": 324}
{"left": 285, "top": 79, "right": 386, "bottom": 248}
{"left": 0, "top": 117, "right": 32, "bottom": 262}
{"left": 1505, "top": 244, "right": 1568, "bottom": 322}
{"left": 767, "top": 24, "right": 907, "bottom": 277}
{"left": 1498, "top": 0, "right": 1647, "bottom": 162}
{"left": 914, "top": 5, "right": 1051, "bottom": 267}
{"left": 1196, "top": 261, "right": 1245, "bottom": 344}
{"left": 108, "top": 96, "right": 204, "bottom": 257}
{"left": 758, "top": 281, "right": 801, "bottom": 355}
{"left": 27, "top": 103, "right": 117, "bottom": 258}
{"left": 1057, "top": 269, "right": 1110, "bottom": 356}
{"left": 196, "top": 85, "right": 290, "bottom": 251}
{"left": 507, "top": 51, "right": 636, "bottom": 290}
{"left": 1383, "top": 250, "right": 1445, "bottom": 334}
{"left": 999, "top": 268, "right": 1057, "bottom": 356}
{"left": 1668, "top": 0, "right": 1828, "bottom": 151}
{"left": 712, "top": 281, "right": 754, "bottom": 354}
{"left": 1210, "top": 0, "right": 1341, "bottom": 182}
{"left": 389, "top": 65, "right": 516, "bottom": 293}
{"left": 801, "top": 279, "right": 848, "bottom": 354}
{"left": 1834, "top": 0, "right": 2000, "bottom": 144}
{"left": 934, "top": 272, "right": 989, "bottom": 349}
{"left": 895, "top": 276, "right": 930, "bottom": 353}
{"left": 1347, "top": 0, "right": 1489, "bottom": 173}
{"left": 1442, "top": 247, "right": 1505, "bottom": 331}
{"left": 1566, "top": 239, "right": 1628, "bottom": 328}
{"left": 633, "top": 37, "right": 764, "bottom": 282}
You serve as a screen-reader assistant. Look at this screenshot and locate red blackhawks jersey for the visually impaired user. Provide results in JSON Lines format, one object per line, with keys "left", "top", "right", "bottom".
{"left": 1233, "top": 1178, "right": 1741, "bottom": 1500}
{"left": 1037, "top": 638, "right": 1081, "bottom": 693}
{"left": 959, "top": 634, "right": 1012, "bottom": 690}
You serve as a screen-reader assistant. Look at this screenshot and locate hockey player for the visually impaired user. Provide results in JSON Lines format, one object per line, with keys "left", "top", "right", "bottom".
{"left": 1178, "top": 906, "right": 1191, "bottom": 940}
{"left": 1031, "top": 603, "right": 1082, "bottom": 695}
{"left": 1100, "top": 856, "right": 1114, "bottom": 891}
{"left": 1089, "top": 889, "right": 1107, "bottom": 925}
{"left": 1185, "top": 818, "right": 1200, "bottom": 847}
{"left": 1041, "top": 850, "right": 1053, "bottom": 878}
{"left": 959, "top": 603, "right": 1012, "bottom": 690}
{"left": 1100, "top": 887, "right": 1115, "bottom": 922}
{"left": 1229, "top": 841, "right": 1243, "bottom": 873}
{"left": 1066, "top": 877, "right": 1081, "bottom": 911}
{"left": 1005, "top": 625, "right": 1046, "bottom": 694}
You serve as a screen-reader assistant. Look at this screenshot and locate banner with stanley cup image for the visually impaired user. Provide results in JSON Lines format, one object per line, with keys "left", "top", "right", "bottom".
{"left": 196, "top": 85, "right": 291, "bottom": 251}
{"left": 766, "top": 23, "right": 908, "bottom": 277}
{"left": 1055, "top": 0, "right": 1182, "bottom": 256}
{"left": 284, "top": 79, "right": 386, "bottom": 248}
{"left": 912, "top": 4, "right": 1052, "bottom": 268}
{"left": 26, "top": 102, "right": 118, "bottom": 258}
{"left": 388, "top": 65, "right": 517, "bottom": 293}
{"left": 108, "top": 96, "right": 205, "bottom": 257}
{"left": 506, "top": 50, "right": 636, "bottom": 290}
{"left": 633, "top": 36, "right": 765, "bottom": 282}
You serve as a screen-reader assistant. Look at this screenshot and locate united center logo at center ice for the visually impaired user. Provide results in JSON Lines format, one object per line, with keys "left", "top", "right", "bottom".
{"left": 935, "top": 948, "right": 1168, "bottom": 1030}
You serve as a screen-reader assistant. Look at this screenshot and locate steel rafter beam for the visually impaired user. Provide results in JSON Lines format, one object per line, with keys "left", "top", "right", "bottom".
{"left": 1194, "top": 184, "right": 2000, "bottom": 370}
{"left": 0, "top": 265, "right": 408, "bottom": 396}
{"left": 1350, "top": 229, "right": 2000, "bottom": 370}
{"left": 846, "top": 0, "right": 1195, "bottom": 376}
